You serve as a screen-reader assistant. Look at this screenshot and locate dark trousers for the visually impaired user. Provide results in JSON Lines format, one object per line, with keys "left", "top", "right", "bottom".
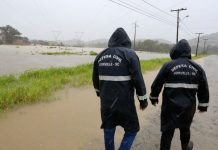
{"left": 104, "top": 128, "right": 137, "bottom": 150}
{"left": 160, "top": 127, "right": 190, "bottom": 150}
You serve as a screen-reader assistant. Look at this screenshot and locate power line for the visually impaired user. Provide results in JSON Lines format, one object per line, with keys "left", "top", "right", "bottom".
{"left": 140, "top": 0, "right": 176, "bottom": 18}
{"left": 116, "top": 0, "right": 175, "bottom": 25}
{"left": 181, "top": 22, "right": 194, "bottom": 35}
{"left": 177, "top": 15, "right": 195, "bottom": 39}
{"left": 52, "top": 30, "right": 61, "bottom": 42}
{"left": 180, "top": 23, "right": 196, "bottom": 39}
{"left": 122, "top": 0, "right": 174, "bottom": 24}
{"left": 181, "top": 16, "right": 203, "bottom": 39}
{"left": 125, "top": 0, "right": 145, "bottom": 10}
{"left": 180, "top": 26, "right": 195, "bottom": 39}
{"left": 108, "top": 0, "right": 175, "bottom": 26}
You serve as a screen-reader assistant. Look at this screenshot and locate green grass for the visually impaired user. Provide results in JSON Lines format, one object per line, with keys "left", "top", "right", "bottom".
{"left": 0, "top": 56, "right": 206, "bottom": 111}
{"left": 140, "top": 54, "right": 207, "bottom": 73}
{"left": 89, "top": 51, "right": 98, "bottom": 55}
{"left": 48, "top": 46, "right": 57, "bottom": 49}
{"left": 140, "top": 58, "right": 170, "bottom": 72}
{"left": 0, "top": 64, "right": 92, "bottom": 111}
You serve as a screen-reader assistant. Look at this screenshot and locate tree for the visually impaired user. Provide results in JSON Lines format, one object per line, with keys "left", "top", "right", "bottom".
{"left": 0, "top": 25, "right": 21, "bottom": 44}
{"left": 135, "top": 39, "right": 173, "bottom": 53}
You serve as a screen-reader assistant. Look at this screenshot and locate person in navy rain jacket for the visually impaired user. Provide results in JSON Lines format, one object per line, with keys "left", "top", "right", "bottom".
{"left": 149, "top": 39, "right": 209, "bottom": 150}
{"left": 92, "top": 28, "right": 148, "bottom": 150}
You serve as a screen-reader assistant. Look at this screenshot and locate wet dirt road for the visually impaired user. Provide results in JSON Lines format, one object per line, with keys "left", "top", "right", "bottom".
{"left": 133, "top": 55, "right": 218, "bottom": 150}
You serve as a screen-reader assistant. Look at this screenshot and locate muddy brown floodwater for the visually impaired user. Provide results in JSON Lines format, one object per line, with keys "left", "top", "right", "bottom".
{"left": 0, "top": 45, "right": 168, "bottom": 75}
{"left": 0, "top": 48, "right": 217, "bottom": 150}
{"left": 0, "top": 68, "right": 158, "bottom": 150}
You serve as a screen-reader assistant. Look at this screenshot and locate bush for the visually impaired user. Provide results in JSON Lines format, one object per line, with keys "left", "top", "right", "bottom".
{"left": 89, "top": 51, "right": 98, "bottom": 55}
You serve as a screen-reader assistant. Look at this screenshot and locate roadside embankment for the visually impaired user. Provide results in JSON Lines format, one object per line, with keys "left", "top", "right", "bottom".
{"left": 0, "top": 58, "right": 170, "bottom": 112}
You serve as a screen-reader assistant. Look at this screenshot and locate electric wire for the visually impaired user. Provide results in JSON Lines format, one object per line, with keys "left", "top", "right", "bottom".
{"left": 117, "top": 0, "right": 175, "bottom": 25}
{"left": 140, "top": 0, "right": 176, "bottom": 18}
{"left": 109, "top": 0, "right": 175, "bottom": 26}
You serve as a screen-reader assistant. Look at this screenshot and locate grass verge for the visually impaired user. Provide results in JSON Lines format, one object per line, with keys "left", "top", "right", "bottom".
{"left": 0, "top": 56, "right": 205, "bottom": 111}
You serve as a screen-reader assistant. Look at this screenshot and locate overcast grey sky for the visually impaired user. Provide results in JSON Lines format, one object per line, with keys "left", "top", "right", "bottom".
{"left": 0, "top": 0, "right": 217, "bottom": 43}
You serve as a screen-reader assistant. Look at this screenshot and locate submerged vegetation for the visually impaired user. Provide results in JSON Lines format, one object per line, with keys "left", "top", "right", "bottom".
{"left": 0, "top": 56, "right": 205, "bottom": 111}
{"left": 40, "top": 50, "right": 98, "bottom": 56}
{"left": 0, "top": 64, "right": 92, "bottom": 111}
{"left": 89, "top": 51, "right": 98, "bottom": 55}
{"left": 40, "top": 51, "right": 80, "bottom": 55}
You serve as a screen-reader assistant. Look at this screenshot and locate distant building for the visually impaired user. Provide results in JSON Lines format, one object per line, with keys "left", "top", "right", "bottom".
{"left": 12, "top": 36, "right": 30, "bottom": 45}
{"left": 0, "top": 29, "right": 30, "bottom": 45}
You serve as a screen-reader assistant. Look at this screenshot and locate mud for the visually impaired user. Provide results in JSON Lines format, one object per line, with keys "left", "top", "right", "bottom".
{"left": 0, "top": 56, "right": 217, "bottom": 150}
{"left": 0, "top": 69, "right": 158, "bottom": 150}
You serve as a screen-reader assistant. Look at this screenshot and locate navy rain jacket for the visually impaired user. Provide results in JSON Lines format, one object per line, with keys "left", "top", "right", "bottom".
{"left": 92, "top": 28, "right": 147, "bottom": 132}
{"left": 150, "top": 39, "right": 209, "bottom": 132}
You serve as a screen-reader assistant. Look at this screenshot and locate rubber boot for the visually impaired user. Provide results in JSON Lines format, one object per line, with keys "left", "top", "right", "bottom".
{"left": 182, "top": 141, "right": 193, "bottom": 150}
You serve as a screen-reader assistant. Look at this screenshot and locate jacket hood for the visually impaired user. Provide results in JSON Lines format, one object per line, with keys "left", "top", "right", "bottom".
{"left": 170, "top": 39, "right": 192, "bottom": 60}
{"left": 108, "top": 28, "right": 132, "bottom": 48}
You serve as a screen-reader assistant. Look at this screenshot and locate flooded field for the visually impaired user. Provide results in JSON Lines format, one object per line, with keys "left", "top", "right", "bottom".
{"left": 0, "top": 45, "right": 168, "bottom": 75}
{"left": 0, "top": 51, "right": 217, "bottom": 149}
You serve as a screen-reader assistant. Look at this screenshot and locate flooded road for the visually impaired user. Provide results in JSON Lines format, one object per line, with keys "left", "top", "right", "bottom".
{"left": 0, "top": 45, "right": 168, "bottom": 75}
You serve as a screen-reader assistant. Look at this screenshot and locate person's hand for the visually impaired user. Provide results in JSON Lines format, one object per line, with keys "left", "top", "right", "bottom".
{"left": 198, "top": 106, "right": 207, "bottom": 113}
{"left": 139, "top": 100, "right": 148, "bottom": 110}
{"left": 149, "top": 95, "right": 158, "bottom": 106}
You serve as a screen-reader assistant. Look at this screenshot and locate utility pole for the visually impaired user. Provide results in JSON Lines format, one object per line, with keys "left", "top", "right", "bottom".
{"left": 206, "top": 45, "right": 209, "bottom": 53}
{"left": 203, "top": 38, "right": 208, "bottom": 52}
{"left": 195, "top": 33, "right": 204, "bottom": 56}
{"left": 52, "top": 30, "right": 61, "bottom": 44}
{"left": 74, "top": 32, "right": 84, "bottom": 54}
{"left": 171, "top": 8, "right": 187, "bottom": 43}
{"left": 133, "top": 21, "right": 139, "bottom": 49}
{"left": 74, "top": 32, "right": 84, "bottom": 46}
{"left": 52, "top": 30, "right": 61, "bottom": 50}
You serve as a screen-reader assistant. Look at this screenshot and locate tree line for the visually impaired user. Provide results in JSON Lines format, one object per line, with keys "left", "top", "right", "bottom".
{"left": 135, "top": 40, "right": 173, "bottom": 53}
{"left": 85, "top": 39, "right": 173, "bottom": 53}
{"left": 0, "top": 25, "right": 30, "bottom": 45}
